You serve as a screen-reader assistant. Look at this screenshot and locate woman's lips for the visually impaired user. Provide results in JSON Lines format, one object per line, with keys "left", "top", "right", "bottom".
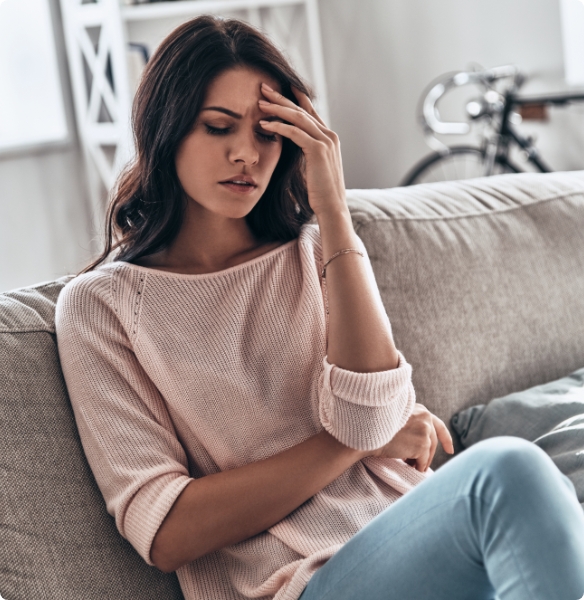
{"left": 219, "top": 182, "right": 258, "bottom": 194}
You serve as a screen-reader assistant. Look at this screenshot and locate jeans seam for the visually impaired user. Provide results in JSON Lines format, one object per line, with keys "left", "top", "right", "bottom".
{"left": 471, "top": 494, "right": 536, "bottom": 600}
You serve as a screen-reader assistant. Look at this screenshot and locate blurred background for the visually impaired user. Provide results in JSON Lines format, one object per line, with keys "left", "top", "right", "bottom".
{"left": 1, "top": 0, "right": 584, "bottom": 292}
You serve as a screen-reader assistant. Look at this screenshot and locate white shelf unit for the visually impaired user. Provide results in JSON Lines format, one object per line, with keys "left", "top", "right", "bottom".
{"left": 59, "top": 0, "right": 328, "bottom": 228}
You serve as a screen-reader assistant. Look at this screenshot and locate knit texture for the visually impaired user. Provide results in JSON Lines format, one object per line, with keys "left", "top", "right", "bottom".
{"left": 55, "top": 222, "right": 432, "bottom": 600}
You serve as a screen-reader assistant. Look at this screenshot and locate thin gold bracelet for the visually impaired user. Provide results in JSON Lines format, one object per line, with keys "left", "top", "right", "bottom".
{"left": 320, "top": 248, "right": 364, "bottom": 279}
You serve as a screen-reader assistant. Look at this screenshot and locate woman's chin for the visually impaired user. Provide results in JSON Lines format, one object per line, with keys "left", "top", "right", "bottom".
{"left": 213, "top": 199, "right": 257, "bottom": 219}
{"left": 205, "top": 194, "right": 261, "bottom": 219}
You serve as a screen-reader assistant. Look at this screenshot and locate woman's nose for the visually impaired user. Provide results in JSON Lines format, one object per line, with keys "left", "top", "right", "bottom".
{"left": 229, "top": 131, "right": 260, "bottom": 166}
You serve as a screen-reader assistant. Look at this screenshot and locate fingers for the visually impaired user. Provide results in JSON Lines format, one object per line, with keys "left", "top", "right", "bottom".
{"left": 259, "top": 100, "right": 327, "bottom": 142}
{"left": 290, "top": 85, "right": 327, "bottom": 127}
{"left": 259, "top": 100, "right": 326, "bottom": 142}
{"left": 432, "top": 414, "right": 455, "bottom": 454}
{"left": 407, "top": 416, "right": 453, "bottom": 472}
{"left": 407, "top": 456, "right": 428, "bottom": 473}
{"left": 258, "top": 119, "right": 320, "bottom": 151}
{"left": 380, "top": 406, "right": 455, "bottom": 473}
{"left": 260, "top": 83, "right": 333, "bottom": 142}
{"left": 423, "top": 424, "right": 438, "bottom": 472}
{"left": 260, "top": 82, "right": 324, "bottom": 125}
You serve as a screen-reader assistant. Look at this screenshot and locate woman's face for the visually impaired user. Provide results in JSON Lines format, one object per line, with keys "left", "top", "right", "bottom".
{"left": 175, "top": 67, "right": 284, "bottom": 220}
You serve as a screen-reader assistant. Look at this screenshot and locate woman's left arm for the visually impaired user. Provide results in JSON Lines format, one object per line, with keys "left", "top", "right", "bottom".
{"left": 259, "top": 86, "right": 423, "bottom": 454}
{"left": 259, "top": 84, "right": 398, "bottom": 373}
{"left": 316, "top": 210, "right": 400, "bottom": 372}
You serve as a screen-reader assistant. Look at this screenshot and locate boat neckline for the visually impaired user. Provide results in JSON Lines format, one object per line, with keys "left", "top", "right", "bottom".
{"left": 115, "top": 237, "right": 298, "bottom": 279}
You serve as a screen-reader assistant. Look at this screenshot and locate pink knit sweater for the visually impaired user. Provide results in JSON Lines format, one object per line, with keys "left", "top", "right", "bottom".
{"left": 55, "top": 222, "right": 432, "bottom": 600}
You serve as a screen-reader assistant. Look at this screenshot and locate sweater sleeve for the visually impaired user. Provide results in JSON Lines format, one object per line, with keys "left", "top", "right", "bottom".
{"left": 316, "top": 228, "right": 416, "bottom": 451}
{"left": 55, "top": 272, "right": 194, "bottom": 568}
{"left": 318, "top": 352, "right": 416, "bottom": 451}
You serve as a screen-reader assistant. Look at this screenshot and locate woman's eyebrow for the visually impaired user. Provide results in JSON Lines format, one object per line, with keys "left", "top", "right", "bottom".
{"left": 200, "top": 107, "right": 283, "bottom": 122}
{"left": 201, "top": 106, "right": 241, "bottom": 118}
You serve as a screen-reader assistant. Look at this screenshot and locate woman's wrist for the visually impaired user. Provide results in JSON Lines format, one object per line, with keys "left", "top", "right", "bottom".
{"left": 315, "top": 208, "right": 361, "bottom": 268}
{"left": 315, "top": 206, "right": 352, "bottom": 230}
{"left": 318, "top": 429, "right": 372, "bottom": 461}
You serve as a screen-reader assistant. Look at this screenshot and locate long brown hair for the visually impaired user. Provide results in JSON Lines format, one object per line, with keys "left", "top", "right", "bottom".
{"left": 82, "top": 15, "right": 315, "bottom": 273}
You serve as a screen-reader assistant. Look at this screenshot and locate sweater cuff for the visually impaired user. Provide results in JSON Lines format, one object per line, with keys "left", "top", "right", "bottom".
{"left": 318, "top": 351, "right": 415, "bottom": 451}
{"left": 323, "top": 351, "right": 412, "bottom": 406}
{"left": 121, "top": 473, "right": 194, "bottom": 567}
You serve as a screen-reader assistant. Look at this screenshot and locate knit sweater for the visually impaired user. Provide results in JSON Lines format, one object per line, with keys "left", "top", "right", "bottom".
{"left": 55, "top": 222, "right": 432, "bottom": 600}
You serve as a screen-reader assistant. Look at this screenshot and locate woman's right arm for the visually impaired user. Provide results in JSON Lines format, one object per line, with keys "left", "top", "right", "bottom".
{"left": 151, "top": 429, "right": 366, "bottom": 573}
{"left": 151, "top": 401, "right": 453, "bottom": 573}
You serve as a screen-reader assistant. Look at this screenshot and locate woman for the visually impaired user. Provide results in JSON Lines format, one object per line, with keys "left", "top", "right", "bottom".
{"left": 55, "top": 15, "right": 584, "bottom": 600}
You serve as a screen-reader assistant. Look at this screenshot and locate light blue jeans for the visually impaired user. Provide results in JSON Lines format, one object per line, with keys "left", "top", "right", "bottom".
{"left": 298, "top": 436, "right": 584, "bottom": 600}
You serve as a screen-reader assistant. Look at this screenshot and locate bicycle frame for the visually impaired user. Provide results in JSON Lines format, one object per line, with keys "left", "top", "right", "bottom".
{"left": 483, "top": 91, "right": 549, "bottom": 175}
{"left": 496, "top": 90, "right": 584, "bottom": 174}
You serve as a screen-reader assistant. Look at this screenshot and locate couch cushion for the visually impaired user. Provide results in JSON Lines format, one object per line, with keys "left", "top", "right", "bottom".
{"left": 346, "top": 170, "right": 584, "bottom": 468}
{"left": 0, "top": 278, "right": 185, "bottom": 600}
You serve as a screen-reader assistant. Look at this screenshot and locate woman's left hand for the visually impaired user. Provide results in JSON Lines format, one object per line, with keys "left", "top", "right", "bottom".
{"left": 258, "top": 83, "right": 347, "bottom": 218}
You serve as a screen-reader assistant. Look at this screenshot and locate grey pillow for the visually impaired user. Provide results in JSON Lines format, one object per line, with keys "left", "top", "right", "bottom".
{"left": 451, "top": 368, "right": 584, "bottom": 508}
{"left": 0, "top": 279, "right": 185, "bottom": 600}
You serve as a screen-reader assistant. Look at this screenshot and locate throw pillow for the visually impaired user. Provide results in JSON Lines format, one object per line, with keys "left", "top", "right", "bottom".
{"left": 450, "top": 368, "right": 584, "bottom": 508}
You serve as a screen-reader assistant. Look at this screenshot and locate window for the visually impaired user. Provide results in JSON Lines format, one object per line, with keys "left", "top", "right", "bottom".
{"left": 560, "top": 0, "right": 584, "bottom": 85}
{"left": 0, "top": 0, "right": 69, "bottom": 153}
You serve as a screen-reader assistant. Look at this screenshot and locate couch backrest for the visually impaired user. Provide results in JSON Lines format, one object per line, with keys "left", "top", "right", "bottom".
{"left": 0, "top": 278, "right": 185, "bottom": 600}
{"left": 2, "top": 170, "right": 584, "bottom": 598}
{"left": 346, "top": 170, "right": 584, "bottom": 467}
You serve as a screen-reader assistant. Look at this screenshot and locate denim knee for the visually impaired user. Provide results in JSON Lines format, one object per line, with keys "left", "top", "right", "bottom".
{"left": 470, "top": 435, "right": 542, "bottom": 456}
{"left": 468, "top": 435, "right": 548, "bottom": 466}
{"left": 466, "top": 435, "right": 560, "bottom": 491}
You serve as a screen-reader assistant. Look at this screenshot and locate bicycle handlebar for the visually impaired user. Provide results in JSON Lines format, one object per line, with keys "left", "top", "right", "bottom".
{"left": 422, "top": 65, "right": 522, "bottom": 136}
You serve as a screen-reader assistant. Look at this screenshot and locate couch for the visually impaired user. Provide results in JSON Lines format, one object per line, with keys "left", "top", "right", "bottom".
{"left": 2, "top": 170, "right": 584, "bottom": 599}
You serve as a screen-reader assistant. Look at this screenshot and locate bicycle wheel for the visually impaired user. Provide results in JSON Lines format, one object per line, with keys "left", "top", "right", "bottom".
{"left": 401, "top": 146, "right": 518, "bottom": 186}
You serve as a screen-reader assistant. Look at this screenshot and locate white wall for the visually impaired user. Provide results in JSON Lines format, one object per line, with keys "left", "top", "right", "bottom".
{"left": 2, "top": 0, "right": 583, "bottom": 292}
{"left": 0, "top": 147, "right": 92, "bottom": 291}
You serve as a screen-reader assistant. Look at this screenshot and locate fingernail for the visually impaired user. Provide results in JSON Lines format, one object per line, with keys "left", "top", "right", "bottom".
{"left": 258, "top": 99, "right": 270, "bottom": 105}
{"left": 262, "top": 83, "right": 274, "bottom": 91}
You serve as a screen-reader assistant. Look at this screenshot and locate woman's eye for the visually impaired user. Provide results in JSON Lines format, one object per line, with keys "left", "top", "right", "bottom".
{"left": 205, "top": 124, "right": 231, "bottom": 135}
{"left": 204, "top": 123, "right": 277, "bottom": 142}
{"left": 257, "top": 131, "right": 278, "bottom": 143}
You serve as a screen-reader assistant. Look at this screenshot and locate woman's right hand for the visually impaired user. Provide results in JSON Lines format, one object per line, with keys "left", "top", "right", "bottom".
{"left": 367, "top": 403, "right": 455, "bottom": 472}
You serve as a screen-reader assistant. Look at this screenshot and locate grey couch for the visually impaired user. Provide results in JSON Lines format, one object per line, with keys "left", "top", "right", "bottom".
{"left": 2, "top": 170, "right": 584, "bottom": 599}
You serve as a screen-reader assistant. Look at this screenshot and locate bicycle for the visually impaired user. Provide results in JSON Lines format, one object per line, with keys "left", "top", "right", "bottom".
{"left": 401, "top": 64, "right": 584, "bottom": 186}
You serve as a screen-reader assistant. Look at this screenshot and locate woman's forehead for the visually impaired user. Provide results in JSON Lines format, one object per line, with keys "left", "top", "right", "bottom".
{"left": 204, "top": 67, "right": 282, "bottom": 104}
